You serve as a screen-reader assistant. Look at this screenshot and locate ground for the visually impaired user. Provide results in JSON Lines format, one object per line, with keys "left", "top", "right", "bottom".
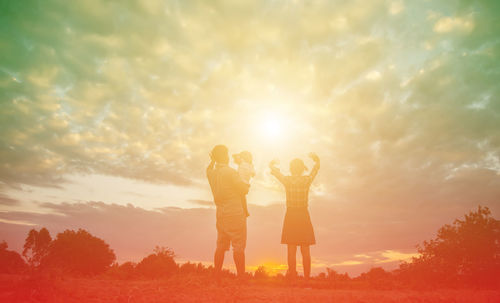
{"left": 1, "top": 274, "right": 499, "bottom": 303}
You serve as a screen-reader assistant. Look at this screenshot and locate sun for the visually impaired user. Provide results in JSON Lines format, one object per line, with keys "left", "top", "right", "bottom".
{"left": 259, "top": 113, "right": 286, "bottom": 139}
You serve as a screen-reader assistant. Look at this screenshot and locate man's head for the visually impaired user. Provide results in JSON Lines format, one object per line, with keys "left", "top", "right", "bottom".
{"left": 290, "top": 158, "right": 307, "bottom": 176}
{"left": 211, "top": 144, "right": 229, "bottom": 164}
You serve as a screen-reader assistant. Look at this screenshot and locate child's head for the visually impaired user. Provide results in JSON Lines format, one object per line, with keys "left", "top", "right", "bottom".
{"left": 233, "top": 151, "right": 252, "bottom": 165}
{"left": 232, "top": 154, "right": 242, "bottom": 165}
{"left": 290, "top": 158, "right": 307, "bottom": 176}
{"left": 239, "top": 151, "right": 252, "bottom": 164}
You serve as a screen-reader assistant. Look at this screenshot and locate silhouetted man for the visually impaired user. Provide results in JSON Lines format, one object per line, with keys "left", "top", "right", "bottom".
{"left": 206, "top": 145, "right": 249, "bottom": 277}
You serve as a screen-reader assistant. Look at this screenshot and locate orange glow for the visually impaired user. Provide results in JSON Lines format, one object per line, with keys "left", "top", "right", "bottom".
{"left": 248, "top": 261, "right": 288, "bottom": 276}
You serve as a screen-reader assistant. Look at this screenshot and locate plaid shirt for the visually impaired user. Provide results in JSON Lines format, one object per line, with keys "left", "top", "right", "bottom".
{"left": 271, "top": 163, "right": 319, "bottom": 208}
{"left": 207, "top": 163, "right": 249, "bottom": 216}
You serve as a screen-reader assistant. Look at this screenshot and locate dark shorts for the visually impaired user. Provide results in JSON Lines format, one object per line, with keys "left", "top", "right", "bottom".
{"left": 216, "top": 214, "right": 247, "bottom": 252}
{"left": 281, "top": 207, "right": 316, "bottom": 245}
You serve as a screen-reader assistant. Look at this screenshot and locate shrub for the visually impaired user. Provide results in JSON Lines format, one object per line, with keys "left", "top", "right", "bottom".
{"left": 0, "top": 241, "right": 27, "bottom": 273}
{"left": 398, "top": 206, "right": 499, "bottom": 288}
{"left": 107, "top": 261, "right": 137, "bottom": 280}
{"left": 135, "top": 246, "right": 177, "bottom": 278}
{"left": 254, "top": 266, "right": 269, "bottom": 279}
{"left": 43, "top": 229, "right": 116, "bottom": 275}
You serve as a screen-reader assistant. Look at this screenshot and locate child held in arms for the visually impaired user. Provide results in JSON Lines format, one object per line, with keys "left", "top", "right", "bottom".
{"left": 233, "top": 151, "right": 255, "bottom": 217}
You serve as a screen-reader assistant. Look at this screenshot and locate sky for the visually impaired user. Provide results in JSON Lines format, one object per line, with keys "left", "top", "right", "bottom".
{"left": 0, "top": 0, "right": 499, "bottom": 276}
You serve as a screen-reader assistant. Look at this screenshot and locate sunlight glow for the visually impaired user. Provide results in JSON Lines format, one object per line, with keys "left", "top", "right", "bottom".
{"left": 259, "top": 112, "right": 286, "bottom": 139}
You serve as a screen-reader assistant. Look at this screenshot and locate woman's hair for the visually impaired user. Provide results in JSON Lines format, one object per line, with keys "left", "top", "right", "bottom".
{"left": 290, "top": 158, "right": 308, "bottom": 176}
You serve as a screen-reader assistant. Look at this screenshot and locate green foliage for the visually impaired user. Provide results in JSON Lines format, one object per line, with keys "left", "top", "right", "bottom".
{"left": 0, "top": 241, "right": 27, "bottom": 273}
{"left": 399, "top": 206, "right": 499, "bottom": 287}
{"left": 135, "top": 246, "right": 177, "bottom": 278}
{"left": 106, "top": 261, "right": 137, "bottom": 280}
{"left": 22, "top": 228, "right": 52, "bottom": 268}
{"left": 44, "top": 229, "right": 116, "bottom": 275}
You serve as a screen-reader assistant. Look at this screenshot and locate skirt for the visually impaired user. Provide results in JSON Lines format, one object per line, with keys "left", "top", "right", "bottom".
{"left": 281, "top": 207, "right": 316, "bottom": 245}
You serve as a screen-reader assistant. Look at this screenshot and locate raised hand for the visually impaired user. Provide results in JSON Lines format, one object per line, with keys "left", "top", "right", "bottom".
{"left": 308, "top": 152, "right": 320, "bottom": 163}
{"left": 269, "top": 159, "right": 279, "bottom": 169}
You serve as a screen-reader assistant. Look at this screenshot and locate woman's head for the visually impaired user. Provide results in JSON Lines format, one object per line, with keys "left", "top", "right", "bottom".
{"left": 290, "top": 158, "right": 307, "bottom": 176}
{"left": 211, "top": 144, "right": 229, "bottom": 164}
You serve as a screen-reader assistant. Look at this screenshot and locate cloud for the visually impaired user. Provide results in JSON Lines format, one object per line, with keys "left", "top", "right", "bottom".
{"left": 0, "top": 0, "right": 497, "bottom": 194}
{"left": 0, "top": 194, "right": 19, "bottom": 206}
{"left": 434, "top": 16, "right": 474, "bottom": 33}
{"left": 188, "top": 199, "right": 215, "bottom": 207}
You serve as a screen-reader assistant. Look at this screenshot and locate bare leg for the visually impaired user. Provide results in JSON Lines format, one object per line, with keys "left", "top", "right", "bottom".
{"left": 287, "top": 245, "right": 297, "bottom": 276}
{"left": 300, "top": 245, "right": 311, "bottom": 279}
{"left": 233, "top": 251, "right": 245, "bottom": 277}
{"left": 214, "top": 248, "right": 225, "bottom": 273}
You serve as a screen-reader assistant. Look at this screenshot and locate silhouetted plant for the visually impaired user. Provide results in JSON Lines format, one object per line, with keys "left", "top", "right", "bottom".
{"left": 357, "top": 267, "right": 393, "bottom": 289}
{"left": 135, "top": 246, "right": 177, "bottom": 278}
{"left": 254, "top": 266, "right": 269, "bottom": 280}
{"left": 22, "top": 227, "right": 52, "bottom": 268}
{"left": 43, "top": 229, "right": 115, "bottom": 275}
{"left": 398, "top": 205, "right": 499, "bottom": 288}
{"left": 107, "top": 261, "right": 137, "bottom": 279}
{"left": 0, "top": 241, "right": 27, "bottom": 273}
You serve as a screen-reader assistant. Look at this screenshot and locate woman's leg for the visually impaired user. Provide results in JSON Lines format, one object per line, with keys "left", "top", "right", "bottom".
{"left": 300, "top": 245, "right": 311, "bottom": 279}
{"left": 287, "top": 245, "right": 297, "bottom": 275}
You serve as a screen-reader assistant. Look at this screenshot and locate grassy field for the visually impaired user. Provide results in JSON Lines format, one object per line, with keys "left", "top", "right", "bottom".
{"left": 1, "top": 274, "right": 499, "bottom": 303}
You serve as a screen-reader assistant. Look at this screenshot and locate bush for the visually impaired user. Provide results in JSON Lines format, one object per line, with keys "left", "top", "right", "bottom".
{"left": 43, "top": 229, "right": 116, "bottom": 275}
{"left": 107, "top": 261, "right": 137, "bottom": 280}
{"left": 0, "top": 241, "right": 27, "bottom": 273}
{"left": 135, "top": 246, "right": 177, "bottom": 278}
{"left": 398, "top": 206, "right": 500, "bottom": 288}
{"left": 254, "top": 266, "right": 269, "bottom": 280}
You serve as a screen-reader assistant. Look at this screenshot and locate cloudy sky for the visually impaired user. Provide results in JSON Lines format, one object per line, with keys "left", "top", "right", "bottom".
{"left": 1, "top": 0, "right": 499, "bottom": 276}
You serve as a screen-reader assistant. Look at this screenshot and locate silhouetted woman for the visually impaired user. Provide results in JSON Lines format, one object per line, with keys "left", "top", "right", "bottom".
{"left": 269, "top": 153, "right": 320, "bottom": 279}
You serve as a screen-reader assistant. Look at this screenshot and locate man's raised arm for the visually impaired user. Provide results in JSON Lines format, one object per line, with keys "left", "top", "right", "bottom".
{"left": 206, "top": 153, "right": 216, "bottom": 177}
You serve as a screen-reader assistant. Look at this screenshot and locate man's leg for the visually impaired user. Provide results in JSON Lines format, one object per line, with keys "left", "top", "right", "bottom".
{"left": 233, "top": 250, "right": 245, "bottom": 277}
{"left": 214, "top": 248, "right": 225, "bottom": 273}
{"left": 287, "top": 245, "right": 297, "bottom": 276}
{"left": 300, "top": 245, "right": 311, "bottom": 279}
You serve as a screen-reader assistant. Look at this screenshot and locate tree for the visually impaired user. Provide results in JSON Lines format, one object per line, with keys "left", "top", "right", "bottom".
{"left": 0, "top": 241, "right": 27, "bottom": 273}
{"left": 44, "top": 229, "right": 116, "bottom": 275}
{"left": 399, "top": 206, "right": 499, "bottom": 287}
{"left": 135, "top": 246, "right": 177, "bottom": 278}
{"left": 22, "top": 227, "right": 52, "bottom": 268}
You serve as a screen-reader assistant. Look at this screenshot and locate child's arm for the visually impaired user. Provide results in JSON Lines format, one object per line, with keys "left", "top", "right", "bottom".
{"left": 308, "top": 152, "right": 320, "bottom": 181}
{"left": 269, "top": 160, "right": 286, "bottom": 185}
